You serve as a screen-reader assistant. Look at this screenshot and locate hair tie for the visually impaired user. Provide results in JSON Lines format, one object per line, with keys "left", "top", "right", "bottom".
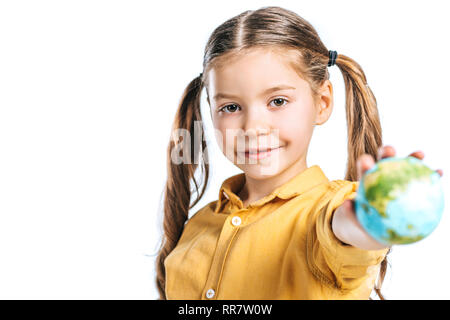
{"left": 199, "top": 72, "right": 203, "bottom": 78}
{"left": 328, "top": 50, "right": 338, "bottom": 67}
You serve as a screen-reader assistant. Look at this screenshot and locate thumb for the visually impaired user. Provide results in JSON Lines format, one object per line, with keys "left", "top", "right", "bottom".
{"left": 343, "top": 199, "right": 356, "bottom": 215}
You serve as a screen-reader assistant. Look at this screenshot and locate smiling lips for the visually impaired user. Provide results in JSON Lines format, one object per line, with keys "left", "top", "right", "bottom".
{"left": 244, "top": 146, "right": 282, "bottom": 160}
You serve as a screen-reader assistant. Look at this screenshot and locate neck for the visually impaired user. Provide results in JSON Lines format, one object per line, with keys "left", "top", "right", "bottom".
{"left": 238, "top": 157, "right": 308, "bottom": 207}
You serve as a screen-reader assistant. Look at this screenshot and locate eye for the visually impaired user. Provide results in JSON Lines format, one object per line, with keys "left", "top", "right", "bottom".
{"left": 270, "top": 97, "right": 288, "bottom": 108}
{"left": 219, "top": 104, "right": 241, "bottom": 113}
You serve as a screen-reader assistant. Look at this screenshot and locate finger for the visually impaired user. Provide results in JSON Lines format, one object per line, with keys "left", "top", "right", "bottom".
{"left": 408, "top": 150, "right": 425, "bottom": 160}
{"left": 377, "top": 145, "right": 396, "bottom": 161}
{"left": 357, "top": 154, "right": 376, "bottom": 180}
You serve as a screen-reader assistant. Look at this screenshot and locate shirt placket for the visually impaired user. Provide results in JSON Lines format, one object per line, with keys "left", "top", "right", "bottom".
{"left": 201, "top": 194, "right": 248, "bottom": 300}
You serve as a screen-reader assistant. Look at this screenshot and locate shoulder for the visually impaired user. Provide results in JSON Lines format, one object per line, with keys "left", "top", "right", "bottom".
{"left": 322, "top": 180, "right": 360, "bottom": 215}
{"left": 329, "top": 179, "right": 359, "bottom": 191}
{"left": 324, "top": 179, "right": 360, "bottom": 203}
{"left": 306, "top": 179, "right": 359, "bottom": 211}
{"left": 186, "top": 200, "right": 218, "bottom": 223}
{"left": 176, "top": 200, "right": 218, "bottom": 242}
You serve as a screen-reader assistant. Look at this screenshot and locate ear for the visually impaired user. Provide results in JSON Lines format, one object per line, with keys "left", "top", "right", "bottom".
{"left": 314, "top": 80, "right": 334, "bottom": 126}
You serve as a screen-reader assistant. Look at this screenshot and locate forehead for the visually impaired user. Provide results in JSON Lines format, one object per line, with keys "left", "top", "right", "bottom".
{"left": 208, "top": 48, "right": 307, "bottom": 99}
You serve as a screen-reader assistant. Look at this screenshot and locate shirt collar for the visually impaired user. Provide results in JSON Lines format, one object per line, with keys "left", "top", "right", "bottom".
{"left": 214, "top": 165, "right": 329, "bottom": 213}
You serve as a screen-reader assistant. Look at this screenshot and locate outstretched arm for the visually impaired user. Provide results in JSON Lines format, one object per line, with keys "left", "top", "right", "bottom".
{"left": 332, "top": 197, "right": 389, "bottom": 250}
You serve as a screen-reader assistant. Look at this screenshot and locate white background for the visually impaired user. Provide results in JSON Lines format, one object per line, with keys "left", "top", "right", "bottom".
{"left": 0, "top": 0, "right": 449, "bottom": 299}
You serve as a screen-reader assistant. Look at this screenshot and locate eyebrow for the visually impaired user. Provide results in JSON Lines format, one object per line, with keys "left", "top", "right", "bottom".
{"left": 213, "top": 85, "right": 296, "bottom": 101}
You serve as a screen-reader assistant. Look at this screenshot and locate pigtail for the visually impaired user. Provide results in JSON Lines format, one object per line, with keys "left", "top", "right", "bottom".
{"left": 373, "top": 247, "right": 391, "bottom": 300}
{"left": 335, "top": 54, "right": 383, "bottom": 182}
{"left": 335, "top": 54, "right": 390, "bottom": 299}
{"left": 155, "top": 73, "right": 210, "bottom": 300}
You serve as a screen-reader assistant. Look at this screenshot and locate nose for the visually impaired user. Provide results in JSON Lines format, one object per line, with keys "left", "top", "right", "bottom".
{"left": 242, "top": 107, "right": 271, "bottom": 138}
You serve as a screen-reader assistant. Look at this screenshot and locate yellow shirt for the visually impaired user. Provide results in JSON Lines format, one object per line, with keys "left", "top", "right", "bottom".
{"left": 164, "top": 165, "right": 389, "bottom": 300}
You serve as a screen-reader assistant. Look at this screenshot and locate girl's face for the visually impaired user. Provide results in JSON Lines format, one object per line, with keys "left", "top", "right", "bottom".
{"left": 207, "top": 48, "right": 333, "bottom": 178}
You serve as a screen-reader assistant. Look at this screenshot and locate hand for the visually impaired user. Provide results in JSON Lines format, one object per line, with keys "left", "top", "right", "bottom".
{"left": 345, "top": 146, "right": 443, "bottom": 212}
{"left": 356, "top": 145, "right": 443, "bottom": 181}
{"left": 333, "top": 145, "right": 443, "bottom": 250}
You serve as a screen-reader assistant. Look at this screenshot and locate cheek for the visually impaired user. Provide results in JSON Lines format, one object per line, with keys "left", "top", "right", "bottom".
{"left": 277, "top": 107, "right": 315, "bottom": 150}
{"left": 213, "top": 122, "right": 238, "bottom": 154}
{"left": 282, "top": 116, "right": 312, "bottom": 137}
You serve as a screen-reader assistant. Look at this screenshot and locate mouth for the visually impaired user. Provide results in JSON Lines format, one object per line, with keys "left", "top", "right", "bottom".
{"left": 243, "top": 146, "right": 282, "bottom": 160}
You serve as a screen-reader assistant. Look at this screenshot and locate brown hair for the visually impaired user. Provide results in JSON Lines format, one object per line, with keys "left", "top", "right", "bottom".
{"left": 156, "top": 6, "right": 390, "bottom": 300}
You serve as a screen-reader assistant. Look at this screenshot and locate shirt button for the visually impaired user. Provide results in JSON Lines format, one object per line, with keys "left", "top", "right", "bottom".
{"left": 206, "top": 288, "right": 215, "bottom": 299}
{"left": 231, "top": 216, "right": 241, "bottom": 226}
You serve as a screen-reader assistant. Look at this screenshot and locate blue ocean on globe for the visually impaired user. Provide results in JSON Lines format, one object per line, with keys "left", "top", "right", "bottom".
{"left": 354, "top": 156, "right": 445, "bottom": 246}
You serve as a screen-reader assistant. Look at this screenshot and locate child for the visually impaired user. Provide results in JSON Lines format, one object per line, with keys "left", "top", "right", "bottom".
{"left": 155, "top": 6, "right": 442, "bottom": 300}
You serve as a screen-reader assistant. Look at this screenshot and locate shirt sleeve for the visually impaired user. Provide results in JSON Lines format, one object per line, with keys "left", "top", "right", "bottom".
{"left": 306, "top": 180, "right": 390, "bottom": 292}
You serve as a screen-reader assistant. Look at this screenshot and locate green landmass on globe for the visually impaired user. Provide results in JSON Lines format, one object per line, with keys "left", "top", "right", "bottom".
{"left": 385, "top": 228, "right": 425, "bottom": 244}
{"left": 363, "top": 158, "right": 435, "bottom": 218}
{"left": 355, "top": 156, "right": 445, "bottom": 246}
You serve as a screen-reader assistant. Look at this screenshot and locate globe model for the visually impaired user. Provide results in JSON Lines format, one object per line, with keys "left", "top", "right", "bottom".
{"left": 354, "top": 156, "right": 445, "bottom": 246}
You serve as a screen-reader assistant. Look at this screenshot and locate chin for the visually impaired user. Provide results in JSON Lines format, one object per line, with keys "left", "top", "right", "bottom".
{"left": 243, "top": 169, "right": 282, "bottom": 179}
{"left": 237, "top": 161, "right": 287, "bottom": 179}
